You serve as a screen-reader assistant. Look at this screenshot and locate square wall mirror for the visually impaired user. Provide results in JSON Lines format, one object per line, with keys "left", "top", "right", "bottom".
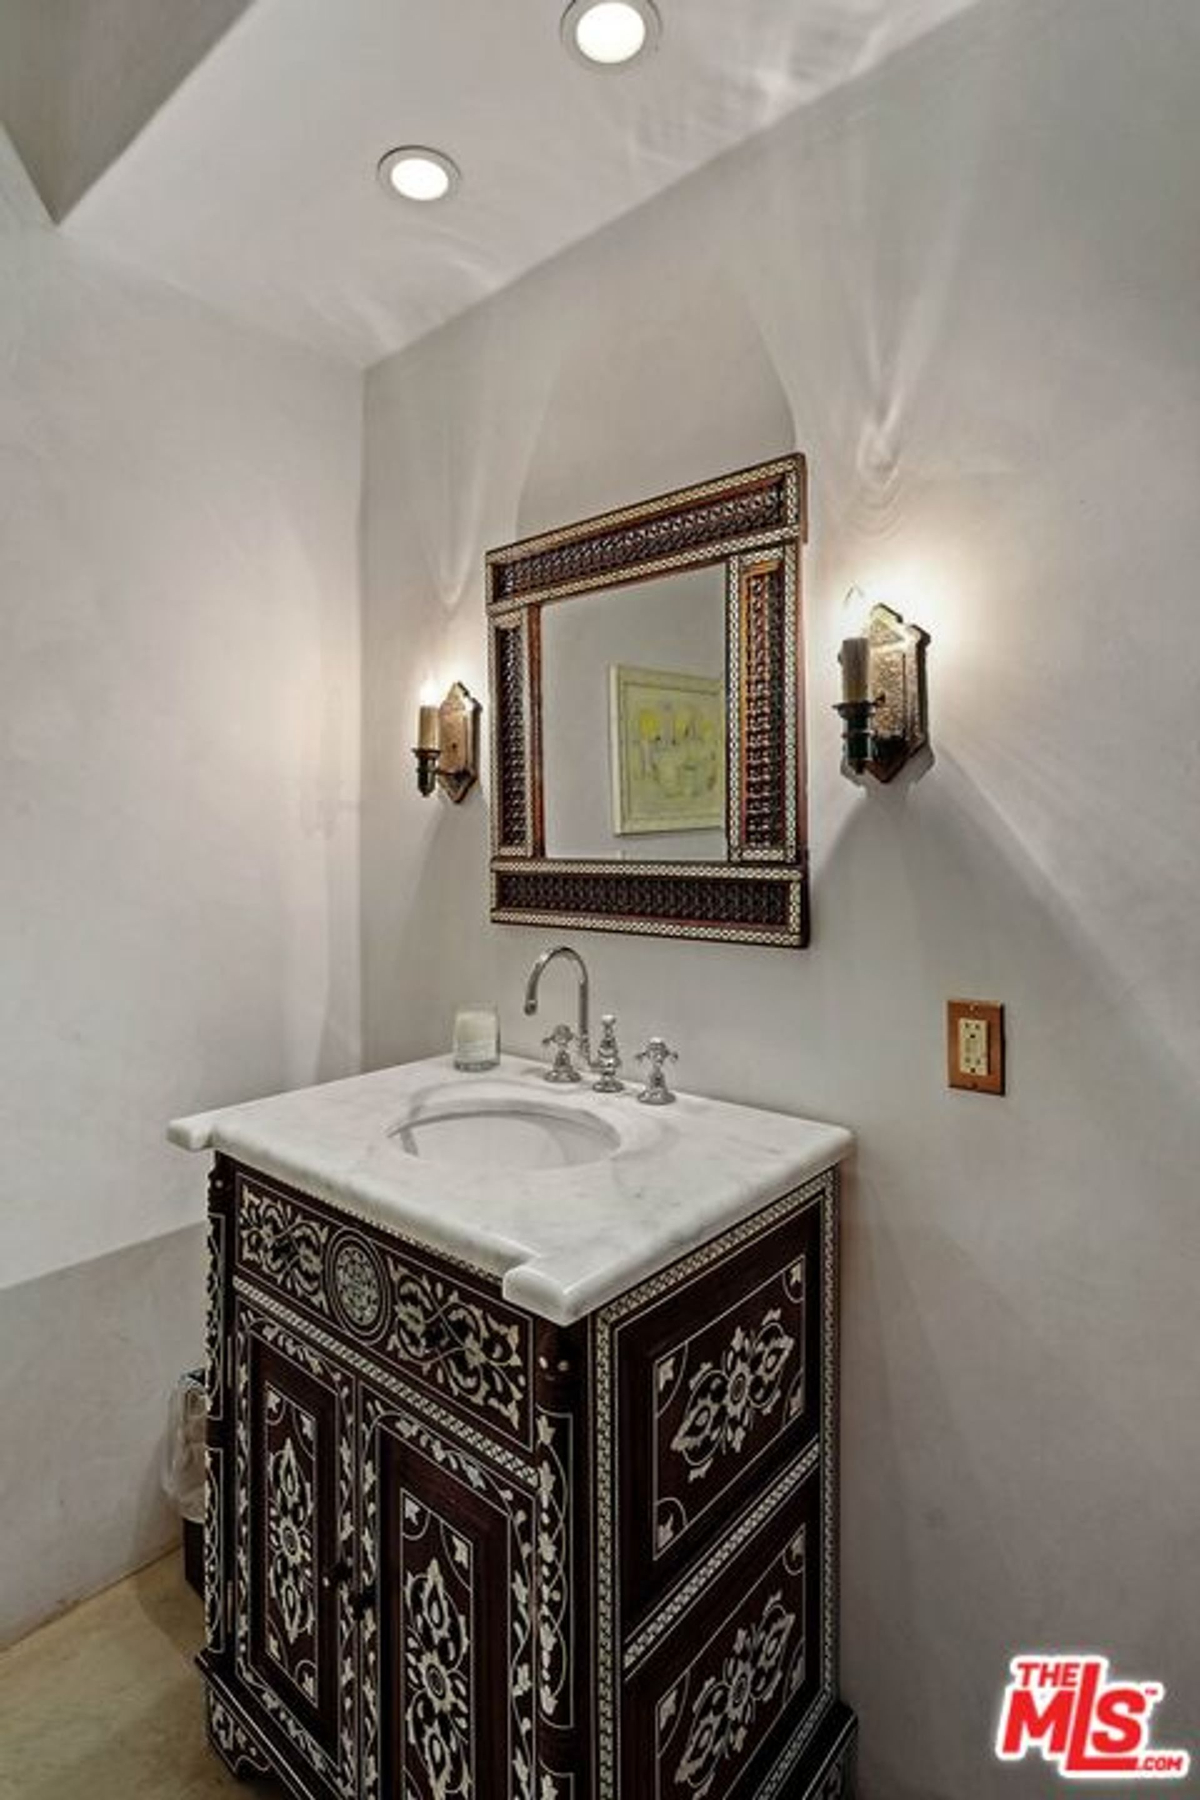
{"left": 487, "top": 455, "right": 809, "bottom": 947}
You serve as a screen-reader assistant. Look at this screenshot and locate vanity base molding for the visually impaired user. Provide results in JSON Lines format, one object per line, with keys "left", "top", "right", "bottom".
{"left": 203, "top": 1679, "right": 855, "bottom": 1800}
{"left": 774, "top": 1703, "right": 856, "bottom": 1799}
{"left": 201, "top": 1153, "right": 854, "bottom": 1798}
{"left": 206, "top": 1684, "right": 275, "bottom": 1783}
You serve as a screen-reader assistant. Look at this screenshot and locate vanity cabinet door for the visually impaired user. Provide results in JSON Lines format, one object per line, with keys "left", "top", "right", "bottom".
{"left": 359, "top": 1386, "right": 537, "bottom": 1800}
{"left": 233, "top": 1305, "right": 357, "bottom": 1797}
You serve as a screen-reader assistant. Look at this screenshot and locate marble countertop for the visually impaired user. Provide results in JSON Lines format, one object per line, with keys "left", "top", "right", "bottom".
{"left": 169, "top": 1055, "right": 852, "bottom": 1326}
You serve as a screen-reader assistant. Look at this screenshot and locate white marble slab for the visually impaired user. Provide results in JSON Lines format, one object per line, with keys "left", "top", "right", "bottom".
{"left": 169, "top": 1055, "right": 852, "bottom": 1326}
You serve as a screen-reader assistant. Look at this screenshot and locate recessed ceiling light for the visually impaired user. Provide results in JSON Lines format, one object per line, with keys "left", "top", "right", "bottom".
{"left": 561, "top": 0, "right": 662, "bottom": 69}
{"left": 376, "top": 146, "right": 461, "bottom": 203}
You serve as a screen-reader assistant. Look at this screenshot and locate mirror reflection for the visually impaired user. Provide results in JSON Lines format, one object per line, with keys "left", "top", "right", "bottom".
{"left": 540, "top": 565, "right": 727, "bottom": 861}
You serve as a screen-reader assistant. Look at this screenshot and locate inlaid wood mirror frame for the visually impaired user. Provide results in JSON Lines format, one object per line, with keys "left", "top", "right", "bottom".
{"left": 486, "top": 454, "right": 810, "bottom": 947}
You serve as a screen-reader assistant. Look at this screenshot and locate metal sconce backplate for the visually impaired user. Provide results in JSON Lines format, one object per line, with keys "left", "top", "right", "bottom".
{"left": 863, "top": 603, "right": 930, "bottom": 781}
{"left": 435, "top": 681, "right": 481, "bottom": 802}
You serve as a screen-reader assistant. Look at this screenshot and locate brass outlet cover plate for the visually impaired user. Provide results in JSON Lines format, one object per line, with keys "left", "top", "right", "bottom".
{"left": 947, "top": 999, "right": 1005, "bottom": 1095}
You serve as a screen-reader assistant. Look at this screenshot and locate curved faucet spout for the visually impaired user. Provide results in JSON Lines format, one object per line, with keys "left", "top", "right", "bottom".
{"left": 523, "top": 945, "right": 592, "bottom": 1067}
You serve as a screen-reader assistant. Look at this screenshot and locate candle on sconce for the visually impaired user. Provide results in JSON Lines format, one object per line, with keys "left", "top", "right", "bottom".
{"left": 839, "top": 636, "right": 871, "bottom": 705}
{"left": 418, "top": 700, "right": 440, "bottom": 751}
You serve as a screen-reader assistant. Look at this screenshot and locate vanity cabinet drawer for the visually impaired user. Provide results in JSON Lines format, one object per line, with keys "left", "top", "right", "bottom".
{"left": 609, "top": 1175, "right": 828, "bottom": 1626}
{"left": 621, "top": 1453, "right": 828, "bottom": 1800}
{"left": 230, "top": 1168, "right": 534, "bottom": 1450}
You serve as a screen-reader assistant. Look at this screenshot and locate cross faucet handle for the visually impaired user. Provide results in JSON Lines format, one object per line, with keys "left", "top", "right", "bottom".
{"left": 635, "top": 1036, "right": 678, "bottom": 1105}
{"left": 542, "top": 1023, "right": 582, "bottom": 1084}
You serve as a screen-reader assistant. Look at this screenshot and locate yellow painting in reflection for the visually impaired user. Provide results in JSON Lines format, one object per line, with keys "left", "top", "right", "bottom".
{"left": 609, "top": 664, "right": 725, "bottom": 836}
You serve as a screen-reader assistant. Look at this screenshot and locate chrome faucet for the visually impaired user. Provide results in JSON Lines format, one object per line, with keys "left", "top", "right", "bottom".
{"left": 524, "top": 945, "right": 594, "bottom": 1077}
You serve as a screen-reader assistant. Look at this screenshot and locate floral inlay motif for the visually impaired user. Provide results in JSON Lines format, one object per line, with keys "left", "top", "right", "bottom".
{"left": 264, "top": 1387, "right": 318, "bottom": 1700}
{"left": 535, "top": 1413, "right": 571, "bottom": 1722}
{"left": 389, "top": 1263, "right": 526, "bottom": 1430}
{"left": 405, "top": 1553, "right": 472, "bottom": 1799}
{"left": 672, "top": 1591, "right": 796, "bottom": 1798}
{"left": 207, "top": 1695, "right": 270, "bottom": 1778}
{"left": 205, "top": 1209, "right": 225, "bottom": 1415}
{"left": 240, "top": 1190, "right": 329, "bottom": 1312}
{"left": 358, "top": 1397, "right": 535, "bottom": 1800}
{"left": 669, "top": 1307, "right": 795, "bottom": 1483}
{"left": 234, "top": 1317, "right": 356, "bottom": 1793}
{"left": 204, "top": 1450, "right": 223, "bottom": 1653}
{"left": 331, "top": 1235, "right": 384, "bottom": 1333}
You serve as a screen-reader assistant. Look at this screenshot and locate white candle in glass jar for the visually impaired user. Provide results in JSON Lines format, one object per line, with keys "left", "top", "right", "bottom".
{"left": 453, "top": 1004, "right": 500, "bottom": 1070}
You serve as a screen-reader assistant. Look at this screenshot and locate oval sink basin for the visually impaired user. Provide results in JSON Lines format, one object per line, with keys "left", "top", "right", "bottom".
{"left": 389, "top": 1099, "right": 620, "bottom": 1171}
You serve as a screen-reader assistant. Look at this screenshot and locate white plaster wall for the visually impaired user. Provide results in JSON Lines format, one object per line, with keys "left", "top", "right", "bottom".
{"left": 0, "top": 1226, "right": 208, "bottom": 1646}
{"left": 362, "top": 3, "right": 1200, "bottom": 1793}
{"left": 0, "top": 132, "right": 362, "bottom": 1640}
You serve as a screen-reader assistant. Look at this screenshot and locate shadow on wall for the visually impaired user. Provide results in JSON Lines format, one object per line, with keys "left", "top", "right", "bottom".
{"left": 827, "top": 752, "right": 1200, "bottom": 1798}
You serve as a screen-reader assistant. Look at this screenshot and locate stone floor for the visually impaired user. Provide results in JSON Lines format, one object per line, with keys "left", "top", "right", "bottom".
{"left": 0, "top": 1553, "right": 271, "bottom": 1798}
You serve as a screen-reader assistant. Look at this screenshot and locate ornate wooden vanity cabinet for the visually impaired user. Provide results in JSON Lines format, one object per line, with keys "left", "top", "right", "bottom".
{"left": 201, "top": 1154, "right": 856, "bottom": 1798}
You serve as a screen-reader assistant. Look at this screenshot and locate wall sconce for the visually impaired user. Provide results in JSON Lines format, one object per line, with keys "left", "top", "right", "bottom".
{"left": 834, "top": 594, "right": 930, "bottom": 781}
{"left": 414, "top": 681, "right": 481, "bottom": 802}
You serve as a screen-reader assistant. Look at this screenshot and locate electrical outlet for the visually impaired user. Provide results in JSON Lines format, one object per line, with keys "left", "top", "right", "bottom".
{"left": 958, "top": 1016, "right": 989, "bottom": 1078}
{"left": 948, "top": 1000, "right": 1005, "bottom": 1094}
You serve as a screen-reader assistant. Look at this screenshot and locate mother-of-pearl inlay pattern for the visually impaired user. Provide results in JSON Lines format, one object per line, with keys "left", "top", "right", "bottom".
{"left": 264, "top": 1387, "right": 318, "bottom": 1698}
{"left": 668, "top": 1304, "right": 796, "bottom": 1483}
{"left": 233, "top": 1312, "right": 359, "bottom": 1797}
{"left": 535, "top": 1412, "right": 572, "bottom": 1724}
{"left": 240, "top": 1189, "right": 330, "bottom": 1313}
{"left": 388, "top": 1263, "right": 526, "bottom": 1430}
{"left": 670, "top": 1589, "right": 797, "bottom": 1798}
{"left": 404, "top": 1542, "right": 473, "bottom": 1799}
{"left": 358, "top": 1391, "right": 536, "bottom": 1800}
{"left": 330, "top": 1235, "right": 385, "bottom": 1333}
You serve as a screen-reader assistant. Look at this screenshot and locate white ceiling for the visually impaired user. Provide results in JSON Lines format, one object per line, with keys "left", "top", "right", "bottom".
{"left": 63, "top": 0, "right": 981, "bottom": 369}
